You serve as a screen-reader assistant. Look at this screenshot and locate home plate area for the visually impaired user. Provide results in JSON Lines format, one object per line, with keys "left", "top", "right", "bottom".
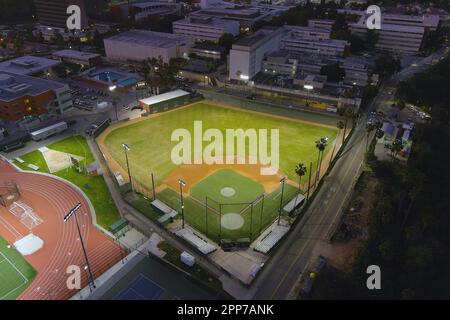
{"left": 38, "top": 147, "right": 84, "bottom": 173}
{"left": 221, "top": 213, "right": 244, "bottom": 230}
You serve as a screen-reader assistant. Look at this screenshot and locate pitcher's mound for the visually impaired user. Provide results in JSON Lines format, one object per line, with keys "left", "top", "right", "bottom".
{"left": 14, "top": 234, "right": 44, "bottom": 256}
{"left": 220, "top": 187, "right": 236, "bottom": 197}
{"left": 221, "top": 213, "right": 244, "bottom": 230}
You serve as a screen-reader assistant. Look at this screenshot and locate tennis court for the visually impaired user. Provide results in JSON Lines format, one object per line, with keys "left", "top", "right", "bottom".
{"left": 115, "top": 274, "right": 165, "bottom": 300}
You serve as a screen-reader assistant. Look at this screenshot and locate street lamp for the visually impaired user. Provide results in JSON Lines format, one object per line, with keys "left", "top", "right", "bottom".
{"left": 303, "top": 84, "right": 314, "bottom": 107}
{"left": 178, "top": 179, "right": 186, "bottom": 229}
{"left": 122, "top": 143, "right": 133, "bottom": 192}
{"left": 109, "top": 85, "right": 119, "bottom": 121}
{"left": 278, "top": 176, "right": 286, "bottom": 225}
{"left": 63, "top": 203, "right": 96, "bottom": 292}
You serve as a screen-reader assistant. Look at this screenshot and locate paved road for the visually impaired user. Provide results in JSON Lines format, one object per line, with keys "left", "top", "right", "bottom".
{"left": 251, "top": 47, "right": 449, "bottom": 300}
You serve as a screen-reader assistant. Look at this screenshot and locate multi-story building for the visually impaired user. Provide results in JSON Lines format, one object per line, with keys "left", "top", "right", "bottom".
{"left": 342, "top": 56, "right": 378, "bottom": 86}
{"left": 261, "top": 51, "right": 298, "bottom": 77}
{"left": 104, "top": 30, "right": 194, "bottom": 64}
{"left": 52, "top": 50, "right": 102, "bottom": 68}
{"left": 281, "top": 26, "right": 349, "bottom": 57}
{"left": 229, "top": 27, "right": 283, "bottom": 82}
{"left": 347, "top": 12, "right": 440, "bottom": 54}
{"left": 33, "top": 0, "right": 88, "bottom": 29}
{"left": 190, "top": 3, "right": 291, "bottom": 31}
{"left": 308, "top": 19, "right": 335, "bottom": 31}
{"left": 173, "top": 16, "right": 240, "bottom": 43}
{"left": 111, "top": 1, "right": 182, "bottom": 22}
{"left": 0, "top": 72, "right": 72, "bottom": 121}
{"left": 0, "top": 56, "right": 60, "bottom": 77}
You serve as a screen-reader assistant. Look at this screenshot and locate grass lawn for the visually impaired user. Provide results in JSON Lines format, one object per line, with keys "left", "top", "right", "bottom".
{"left": 0, "top": 237, "right": 37, "bottom": 300}
{"left": 14, "top": 136, "right": 121, "bottom": 229}
{"left": 157, "top": 169, "right": 299, "bottom": 242}
{"left": 103, "top": 102, "right": 338, "bottom": 188}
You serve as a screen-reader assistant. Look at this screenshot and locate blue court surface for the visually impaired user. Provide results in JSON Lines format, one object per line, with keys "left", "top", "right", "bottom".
{"left": 115, "top": 274, "right": 165, "bottom": 300}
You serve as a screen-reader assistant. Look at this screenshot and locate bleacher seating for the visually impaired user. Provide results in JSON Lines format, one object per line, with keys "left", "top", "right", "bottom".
{"left": 254, "top": 225, "right": 290, "bottom": 254}
{"left": 175, "top": 228, "right": 217, "bottom": 255}
{"left": 158, "top": 210, "right": 178, "bottom": 224}
{"left": 152, "top": 200, "right": 179, "bottom": 224}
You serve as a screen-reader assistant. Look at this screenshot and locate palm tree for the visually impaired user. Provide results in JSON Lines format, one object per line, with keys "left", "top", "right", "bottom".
{"left": 295, "top": 163, "right": 307, "bottom": 190}
{"left": 315, "top": 137, "right": 328, "bottom": 187}
{"left": 295, "top": 163, "right": 307, "bottom": 202}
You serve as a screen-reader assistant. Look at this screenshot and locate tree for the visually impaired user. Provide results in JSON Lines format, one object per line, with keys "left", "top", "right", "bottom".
{"left": 295, "top": 163, "right": 307, "bottom": 194}
{"left": 388, "top": 139, "right": 403, "bottom": 161}
{"left": 218, "top": 33, "right": 235, "bottom": 52}
{"left": 315, "top": 137, "right": 328, "bottom": 186}
{"left": 397, "top": 100, "right": 406, "bottom": 110}
{"left": 320, "top": 63, "right": 345, "bottom": 83}
{"left": 374, "top": 53, "right": 401, "bottom": 79}
{"left": 365, "top": 29, "right": 379, "bottom": 51}
{"left": 331, "top": 13, "right": 350, "bottom": 40}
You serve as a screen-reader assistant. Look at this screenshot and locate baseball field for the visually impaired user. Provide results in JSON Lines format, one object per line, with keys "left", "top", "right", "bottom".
{"left": 98, "top": 101, "right": 338, "bottom": 242}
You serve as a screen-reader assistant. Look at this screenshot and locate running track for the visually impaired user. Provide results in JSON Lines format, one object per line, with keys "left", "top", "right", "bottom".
{"left": 0, "top": 159, "right": 125, "bottom": 300}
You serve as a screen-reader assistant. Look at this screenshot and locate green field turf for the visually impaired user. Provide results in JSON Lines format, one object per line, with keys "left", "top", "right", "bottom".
{"left": 157, "top": 169, "right": 299, "bottom": 242}
{"left": 103, "top": 103, "right": 338, "bottom": 187}
{"left": 0, "top": 237, "right": 36, "bottom": 300}
{"left": 190, "top": 169, "right": 266, "bottom": 206}
{"left": 14, "top": 136, "right": 121, "bottom": 229}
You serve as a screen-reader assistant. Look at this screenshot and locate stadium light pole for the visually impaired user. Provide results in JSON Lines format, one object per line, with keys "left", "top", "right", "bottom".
{"left": 278, "top": 177, "right": 286, "bottom": 225}
{"left": 63, "top": 203, "right": 96, "bottom": 292}
{"left": 303, "top": 84, "right": 314, "bottom": 107}
{"left": 109, "top": 85, "right": 119, "bottom": 121}
{"left": 178, "top": 179, "right": 186, "bottom": 229}
{"left": 122, "top": 143, "right": 133, "bottom": 192}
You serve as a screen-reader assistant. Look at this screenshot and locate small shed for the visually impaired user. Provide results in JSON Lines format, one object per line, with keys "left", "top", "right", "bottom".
{"left": 86, "top": 162, "right": 102, "bottom": 176}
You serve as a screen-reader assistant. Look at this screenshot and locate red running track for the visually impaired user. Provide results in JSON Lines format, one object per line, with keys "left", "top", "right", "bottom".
{"left": 0, "top": 159, "right": 125, "bottom": 300}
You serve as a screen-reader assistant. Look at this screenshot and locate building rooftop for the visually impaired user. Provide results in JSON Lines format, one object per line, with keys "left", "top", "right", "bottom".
{"left": 140, "top": 89, "right": 190, "bottom": 106}
{"left": 0, "top": 56, "right": 60, "bottom": 75}
{"left": 105, "top": 30, "right": 192, "bottom": 48}
{"left": 174, "top": 16, "right": 238, "bottom": 28}
{"left": 53, "top": 49, "right": 100, "bottom": 60}
{"left": 234, "top": 27, "right": 281, "bottom": 47}
{"left": 0, "top": 72, "right": 64, "bottom": 101}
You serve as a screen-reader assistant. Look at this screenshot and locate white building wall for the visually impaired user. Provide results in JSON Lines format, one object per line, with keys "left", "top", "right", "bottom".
{"left": 104, "top": 39, "right": 193, "bottom": 63}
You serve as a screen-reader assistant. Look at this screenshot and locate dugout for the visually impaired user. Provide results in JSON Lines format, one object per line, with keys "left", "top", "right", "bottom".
{"left": 139, "top": 89, "right": 191, "bottom": 113}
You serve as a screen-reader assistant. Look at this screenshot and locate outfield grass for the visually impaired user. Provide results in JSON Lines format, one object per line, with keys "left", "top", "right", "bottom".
{"left": 0, "top": 237, "right": 36, "bottom": 300}
{"left": 14, "top": 136, "right": 121, "bottom": 229}
{"left": 103, "top": 103, "right": 338, "bottom": 188}
{"left": 157, "top": 169, "right": 299, "bottom": 242}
